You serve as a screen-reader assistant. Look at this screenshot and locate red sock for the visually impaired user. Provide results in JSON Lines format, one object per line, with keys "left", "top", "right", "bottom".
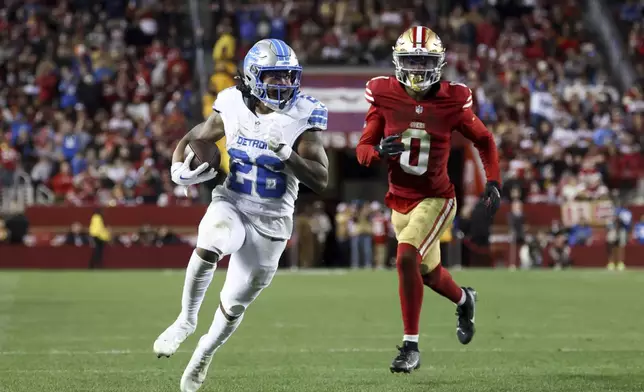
{"left": 422, "top": 264, "right": 464, "bottom": 304}
{"left": 396, "top": 243, "right": 423, "bottom": 335}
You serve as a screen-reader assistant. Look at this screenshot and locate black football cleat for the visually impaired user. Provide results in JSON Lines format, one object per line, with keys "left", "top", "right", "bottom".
{"left": 390, "top": 342, "right": 420, "bottom": 374}
{"left": 456, "top": 287, "right": 477, "bottom": 345}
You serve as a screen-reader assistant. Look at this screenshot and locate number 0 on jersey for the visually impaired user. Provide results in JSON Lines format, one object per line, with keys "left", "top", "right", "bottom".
{"left": 399, "top": 129, "right": 431, "bottom": 176}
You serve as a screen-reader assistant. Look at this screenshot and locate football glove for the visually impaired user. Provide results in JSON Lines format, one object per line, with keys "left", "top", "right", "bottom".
{"left": 480, "top": 181, "right": 501, "bottom": 218}
{"left": 267, "top": 126, "right": 292, "bottom": 160}
{"left": 170, "top": 151, "right": 217, "bottom": 186}
{"left": 376, "top": 134, "right": 405, "bottom": 157}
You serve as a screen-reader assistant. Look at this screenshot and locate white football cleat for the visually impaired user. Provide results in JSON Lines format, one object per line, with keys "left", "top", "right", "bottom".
{"left": 180, "top": 341, "right": 213, "bottom": 392}
{"left": 153, "top": 320, "right": 195, "bottom": 358}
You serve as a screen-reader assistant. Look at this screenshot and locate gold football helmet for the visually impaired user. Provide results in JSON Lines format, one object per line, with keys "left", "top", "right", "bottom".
{"left": 393, "top": 26, "right": 446, "bottom": 92}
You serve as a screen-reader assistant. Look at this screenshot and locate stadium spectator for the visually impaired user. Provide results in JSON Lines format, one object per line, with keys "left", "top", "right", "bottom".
{"left": 294, "top": 204, "right": 315, "bottom": 268}
{"left": 634, "top": 214, "right": 644, "bottom": 245}
{"left": 568, "top": 218, "right": 593, "bottom": 247}
{"left": 50, "top": 222, "right": 91, "bottom": 247}
{"left": 0, "top": 218, "right": 8, "bottom": 244}
{"left": 549, "top": 220, "right": 571, "bottom": 269}
{"left": 131, "top": 224, "right": 157, "bottom": 246}
{"left": 89, "top": 208, "right": 110, "bottom": 269}
{"left": 0, "top": 135, "right": 19, "bottom": 188}
{"left": 154, "top": 225, "right": 184, "bottom": 246}
{"left": 3, "top": 207, "right": 29, "bottom": 245}
{"left": 351, "top": 203, "right": 373, "bottom": 269}
{"left": 310, "top": 201, "right": 331, "bottom": 266}
{"left": 371, "top": 202, "right": 389, "bottom": 269}
{"left": 334, "top": 202, "right": 351, "bottom": 266}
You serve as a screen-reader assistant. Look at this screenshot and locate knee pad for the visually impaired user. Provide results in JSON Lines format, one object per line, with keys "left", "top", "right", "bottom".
{"left": 197, "top": 200, "right": 246, "bottom": 256}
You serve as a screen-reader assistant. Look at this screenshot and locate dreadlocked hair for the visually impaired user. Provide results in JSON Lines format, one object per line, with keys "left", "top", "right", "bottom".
{"left": 235, "top": 70, "right": 259, "bottom": 115}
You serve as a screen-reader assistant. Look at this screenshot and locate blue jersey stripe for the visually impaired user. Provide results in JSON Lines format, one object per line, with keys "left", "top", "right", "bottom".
{"left": 311, "top": 109, "right": 327, "bottom": 117}
{"left": 308, "top": 104, "right": 328, "bottom": 129}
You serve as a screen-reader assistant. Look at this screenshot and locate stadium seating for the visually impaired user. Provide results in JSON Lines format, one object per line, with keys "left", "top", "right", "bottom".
{"left": 0, "top": 0, "right": 196, "bottom": 209}
{"left": 1, "top": 0, "right": 642, "bottom": 268}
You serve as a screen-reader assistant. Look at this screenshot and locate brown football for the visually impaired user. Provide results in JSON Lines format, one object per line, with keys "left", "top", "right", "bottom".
{"left": 185, "top": 139, "right": 221, "bottom": 171}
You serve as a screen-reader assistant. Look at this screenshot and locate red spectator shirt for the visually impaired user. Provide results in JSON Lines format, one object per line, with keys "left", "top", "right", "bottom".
{"left": 371, "top": 212, "right": 389, "bottom": 244}
{"left": 0, "top": 144, "right": 18, "bottom": 171}
{"left": 50, "top": 172, "right": 73, "bottom": 196}
{"left": 356, "top": 77, "right": 500, "bottom": 214}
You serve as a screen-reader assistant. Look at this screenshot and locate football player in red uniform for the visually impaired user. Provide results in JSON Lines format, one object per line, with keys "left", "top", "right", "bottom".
{"left": 356, "top": 26, "right": 501, "bottom": 373}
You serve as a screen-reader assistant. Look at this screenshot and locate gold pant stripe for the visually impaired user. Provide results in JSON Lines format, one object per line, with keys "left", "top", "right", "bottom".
{"left": 419, "top": 198, "right": 455, "bottom": 255}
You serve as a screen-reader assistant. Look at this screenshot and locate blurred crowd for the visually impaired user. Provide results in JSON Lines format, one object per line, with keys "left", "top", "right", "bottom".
{"left": 516, "top": 207, "right": 644, "bottom": 270}
{"left": 0, "top": 0, "right": 642, "bottom": 213}
{"left": 43, "top": 222, "right": 186, "bottom": 248}
{"left": 0, "top": 0, "right": 199, "bottom": 207}
{"left": 207, "top": 0, "right": 644, "bottom": 205}
{"left": 291, "top": 200, "right": 455, "bottom": 269}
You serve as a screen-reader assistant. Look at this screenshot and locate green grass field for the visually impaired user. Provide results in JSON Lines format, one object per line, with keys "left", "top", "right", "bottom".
{"left": 0, "top": 269, "right": 643, "bottom": 392}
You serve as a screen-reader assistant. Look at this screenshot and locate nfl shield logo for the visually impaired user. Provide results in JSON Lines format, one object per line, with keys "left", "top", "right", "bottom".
{"left": 415, "top": 105, "right": 423, "bottom": 114}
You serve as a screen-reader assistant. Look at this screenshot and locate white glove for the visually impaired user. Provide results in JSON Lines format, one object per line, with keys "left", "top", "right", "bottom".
{"left": 170, "top": 151, "right": 217, "bottom": 186}
{"left": 267, "top": 127, "right": 292, "bottom": 161}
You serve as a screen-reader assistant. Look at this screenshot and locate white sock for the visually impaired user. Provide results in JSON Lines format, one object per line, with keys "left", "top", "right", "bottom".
{"left": 198, "top": 307, "right": 244, "bottom": 357}
{"left": 403, "top": 334, "right": 419, "bottom": 343}
{"left": 178, "top": 251, "right": 217, "bottom": 326}
{"left": 457, "top": 289, "right": 466, "bottom": 306}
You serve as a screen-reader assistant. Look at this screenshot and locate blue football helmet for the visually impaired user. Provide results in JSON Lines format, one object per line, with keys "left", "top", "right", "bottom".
{"left": 242, "top": 39, "right": 302, "bottom": 112}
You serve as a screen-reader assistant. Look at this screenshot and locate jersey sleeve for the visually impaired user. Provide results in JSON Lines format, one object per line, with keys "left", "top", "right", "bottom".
{"left": 364, "top": 76, "right": 389, "bottom": 106}
{"left": 212, "top": 86, "right": 237, "bottom": 113}
{"left": 455, "top": 87, "right": 501, "bottom": 184}
{"left": 356, "top": 78, "right": 385, "bottom": 166}
{"left": 307, "top": 102, "right": 328, "bottom": 131}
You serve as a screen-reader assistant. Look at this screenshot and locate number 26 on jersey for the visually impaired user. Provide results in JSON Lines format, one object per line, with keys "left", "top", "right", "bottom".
{"left": 227, "top": 148, "right": 287, "bottom": 198}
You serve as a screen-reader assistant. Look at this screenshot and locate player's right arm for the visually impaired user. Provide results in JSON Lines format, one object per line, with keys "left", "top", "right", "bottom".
{"left": 356, "top": 79, "right": 404, "bottom": 166}
{"left": 170, "top": 111, "right": 226, "bottom": 186}
{"left": 356, "top": 105, "right": 386, "bottom": 167}
{"left": 172, "top": 111, "right": 225, "bottom": 165}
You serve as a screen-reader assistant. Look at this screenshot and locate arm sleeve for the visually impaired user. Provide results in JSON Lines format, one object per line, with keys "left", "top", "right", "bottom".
{"left": 457, "top": 93, "right": 501, "bottom": 183}
{"left": 356, "top": 104, "right": 385, "bottom": 167}
{"left": 307, "top": 103, "right": 328, "bottom": 131}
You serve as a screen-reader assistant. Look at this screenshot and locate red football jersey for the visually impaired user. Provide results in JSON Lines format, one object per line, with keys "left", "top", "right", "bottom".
{"left": 356, "top": 76, "right": 500, "bottom": 214}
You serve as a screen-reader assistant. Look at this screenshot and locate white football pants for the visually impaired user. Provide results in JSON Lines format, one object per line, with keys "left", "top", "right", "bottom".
{"left": 197, "top": 199, "right": 287, "bottom": 316}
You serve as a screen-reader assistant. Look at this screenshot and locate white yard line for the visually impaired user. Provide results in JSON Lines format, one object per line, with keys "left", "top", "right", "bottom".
{"left": 0, "top": 364, "right": 635, "bottom": 376}
{"left": 15, "top": 331, "right": 644, "bottom": 343}
{"left": 0, "top": 346, "right": 641, "bottom": 356}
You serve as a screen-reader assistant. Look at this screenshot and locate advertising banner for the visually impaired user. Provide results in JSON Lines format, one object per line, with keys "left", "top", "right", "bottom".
{"left": 301, "top": 71, "right": 384, "bottom": 148}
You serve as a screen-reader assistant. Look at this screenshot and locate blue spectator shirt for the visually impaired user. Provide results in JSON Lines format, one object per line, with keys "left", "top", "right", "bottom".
{"left": 568, "top": 224, "right": 592, "bottom": 246}
{"left": 634, "top": 222, "right": 644, "bottom": 245}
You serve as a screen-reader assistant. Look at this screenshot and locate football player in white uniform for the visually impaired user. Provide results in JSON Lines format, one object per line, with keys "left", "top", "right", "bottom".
{"left": 153, "top": 39, "right": 329, "bottom": 392}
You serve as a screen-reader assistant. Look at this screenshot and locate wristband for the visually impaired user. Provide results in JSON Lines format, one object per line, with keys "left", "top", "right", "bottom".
{"left": 275, "top": 144, "right": 293, "bottom": 161}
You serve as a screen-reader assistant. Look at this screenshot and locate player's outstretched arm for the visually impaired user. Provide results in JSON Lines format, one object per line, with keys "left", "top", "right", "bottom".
{"left": 356, "top": 105, "right": 389, "bottom": 167}
{"left": 458, "top": 111, "right": 501, "bottom": 217}
{"left": 172, "top": 111, "right": 225, "bottom": 164}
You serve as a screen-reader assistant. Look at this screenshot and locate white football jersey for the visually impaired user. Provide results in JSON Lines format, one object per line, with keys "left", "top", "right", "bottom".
{"left": 210, "top": 87, "right": 328, "bottom": 239}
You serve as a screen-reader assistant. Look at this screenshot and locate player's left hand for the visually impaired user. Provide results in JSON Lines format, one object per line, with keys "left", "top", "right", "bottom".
{"left": 376, "top": 134, "right": 405, "bottom": 157}
{"left": 481, "top": 181, "right": 501, "bottom": 218}
{"left": 267, "top": 127, "right": 293, "bottom": 161}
